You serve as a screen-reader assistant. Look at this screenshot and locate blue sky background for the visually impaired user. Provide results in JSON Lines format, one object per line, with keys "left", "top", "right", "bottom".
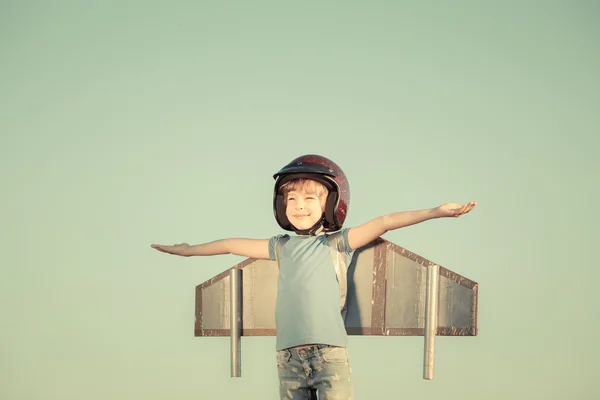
{"left": 2, "top": 1, "right": 599, "bottom": 399}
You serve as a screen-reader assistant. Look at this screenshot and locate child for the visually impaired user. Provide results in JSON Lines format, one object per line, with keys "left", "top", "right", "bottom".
{"left": 152, "top": 154, "right": 476, "bottom": 400}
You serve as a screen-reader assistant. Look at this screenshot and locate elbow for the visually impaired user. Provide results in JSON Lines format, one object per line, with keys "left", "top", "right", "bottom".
{"left": 220, "top": 239, "right": 234, "bottom": 255}
{"left": 379, "top": 215, "right": 391, "bottom": 234}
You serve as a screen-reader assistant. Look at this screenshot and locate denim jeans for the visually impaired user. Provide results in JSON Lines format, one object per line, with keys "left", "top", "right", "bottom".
{"left": 276, "top": 344, "right": 353, "bottom": 400}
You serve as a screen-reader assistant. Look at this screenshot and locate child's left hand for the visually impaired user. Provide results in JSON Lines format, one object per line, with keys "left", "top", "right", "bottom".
{"left": 435, "top": 201, "right": 477, "bottom": 218}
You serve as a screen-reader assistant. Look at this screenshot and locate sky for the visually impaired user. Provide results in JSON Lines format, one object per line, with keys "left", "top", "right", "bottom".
{"left": 1, "top": 1, "right": 599, "bottom": 399}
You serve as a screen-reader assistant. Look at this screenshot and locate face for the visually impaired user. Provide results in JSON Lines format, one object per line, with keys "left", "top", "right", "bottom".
{"left": 285, "top": 189, "right": 324, "bottom": 231}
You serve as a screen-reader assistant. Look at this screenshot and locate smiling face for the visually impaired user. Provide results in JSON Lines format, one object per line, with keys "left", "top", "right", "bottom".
{"left": 282, "top": 179, "right": 328, "bottom": 232}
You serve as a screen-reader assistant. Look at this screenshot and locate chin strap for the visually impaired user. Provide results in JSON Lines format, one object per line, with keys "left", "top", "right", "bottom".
{"left": 294, "top": 216, "right": 326, "bottom": 236}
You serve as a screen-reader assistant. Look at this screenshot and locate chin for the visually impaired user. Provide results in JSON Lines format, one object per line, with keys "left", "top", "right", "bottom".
{"left": 290, "top": 221, "right": 315, "bottom": 231}
{"left": 292, "top": 224, "right": 311, "bottom": 230}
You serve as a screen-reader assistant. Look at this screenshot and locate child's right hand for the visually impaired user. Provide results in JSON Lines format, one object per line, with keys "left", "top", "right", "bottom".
{"left": 151, "top": 243, "right": 190, "bottom": 256}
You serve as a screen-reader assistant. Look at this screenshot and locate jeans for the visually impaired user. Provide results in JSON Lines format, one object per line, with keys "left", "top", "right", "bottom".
{"left": 276, "top": 344, "right": 353, "bottom": 400}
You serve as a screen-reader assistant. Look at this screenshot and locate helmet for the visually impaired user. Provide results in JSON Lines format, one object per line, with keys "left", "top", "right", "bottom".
{"left": 273, "top": 154, "right": 350, "bottom": 234}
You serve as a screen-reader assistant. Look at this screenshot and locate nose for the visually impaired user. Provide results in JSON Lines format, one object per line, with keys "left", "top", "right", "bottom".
{"left": 294, "top": 198, "right": 305, "bottom": 209}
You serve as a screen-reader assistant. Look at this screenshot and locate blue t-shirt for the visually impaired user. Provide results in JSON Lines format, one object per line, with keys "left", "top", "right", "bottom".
{"left": 269, "top": 228, "right": 355, "bottom": 351}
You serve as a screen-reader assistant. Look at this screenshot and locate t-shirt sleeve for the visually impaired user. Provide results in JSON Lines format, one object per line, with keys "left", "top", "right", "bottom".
{"left": 268, "top": 234, "right": 286, "bottom": 261}
{"left": 341, "top": 227, "right": 354, "bottom": 257}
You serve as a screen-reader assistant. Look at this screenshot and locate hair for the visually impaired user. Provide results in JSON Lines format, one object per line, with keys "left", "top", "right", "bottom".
{"left": 281, "top": 178, "right": 329, "bottom": 210}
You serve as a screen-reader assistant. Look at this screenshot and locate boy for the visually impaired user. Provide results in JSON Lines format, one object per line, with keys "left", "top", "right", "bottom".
{"left": 152, "top": 154, "right": 476, "bottom": 400}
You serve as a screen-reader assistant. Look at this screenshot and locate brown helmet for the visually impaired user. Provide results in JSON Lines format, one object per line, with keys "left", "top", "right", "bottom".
{"left": 273, "top": 154, "right": 350, "bottom": 234}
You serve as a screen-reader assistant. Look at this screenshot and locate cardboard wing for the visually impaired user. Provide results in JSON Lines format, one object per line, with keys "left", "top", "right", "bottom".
{"left": 195, "top": 238, "right": 478, "bottom": 379}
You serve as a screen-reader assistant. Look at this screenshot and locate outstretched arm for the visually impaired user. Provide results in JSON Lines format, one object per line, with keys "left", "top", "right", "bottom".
{"left": 347, "top": 201, "right": 476, "bottom": 250}
{"left": 151, "top": 238, "right": 271, "bottom": 259}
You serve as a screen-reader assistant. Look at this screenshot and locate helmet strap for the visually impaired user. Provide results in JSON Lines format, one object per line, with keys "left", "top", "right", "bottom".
{"left": 294, "top": 215, "right": 326, "bottom": 236}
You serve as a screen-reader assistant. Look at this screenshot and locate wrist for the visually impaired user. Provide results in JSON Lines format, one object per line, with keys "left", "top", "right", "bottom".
{"left": 430, "top": 207, "right": 444, "bottom": 219}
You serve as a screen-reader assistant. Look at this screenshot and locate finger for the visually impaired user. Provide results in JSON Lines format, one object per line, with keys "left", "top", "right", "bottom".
{"left": 460, "top": 202, "right": 476, "bottom": 215}
{"left": 456, "top": 204, "right": 468, "bottom": 216}
{"left": 154, "top": 245, "right": 172, "bottom": 253}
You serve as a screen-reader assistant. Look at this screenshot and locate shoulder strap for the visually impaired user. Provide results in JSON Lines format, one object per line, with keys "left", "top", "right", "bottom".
{"left": 274, "top": 235, "right": 290, "bottom": 265}
{"left": 327, "top": 232, "right": 349, "bottom": 321}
